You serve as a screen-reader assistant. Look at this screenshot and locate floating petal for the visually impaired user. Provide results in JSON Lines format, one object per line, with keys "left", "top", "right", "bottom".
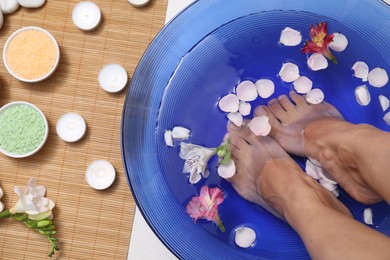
{"left": 0, "top": 202, "right": 3, "bottom": 213}
{"left": 236, "top": 80, "right": 258, "bottom": 101}
{"left": 189, "top": 172, "right": 202, "bottom": 184}
{"left": 307, "top": 53, "right": 328, "bottom": 71}
{"left": 306, "top": 88, "right": 324, "bottom": 104}
{"left": 164, "top": 130, "right": 173, "bottom": 147}
{"left": 249, "top": 116, "right": 271, "bottom": 136}
{"left": 235, "top": 227, "right": 256, "bottom": 248}
{"left": 219, "top": 94, "right": 240, "bottom": 113}
{"left": 317, "top": 167, "right": 338, "bottom": 185}
{"left": 0, "top": 187, "right": 3, "bottom": 199}
{"left": 355, "top": 85, "right": 371, "bottom": 106}
{"left": 368, "top": 67, "right": 389, "bottom": 88}
{"left": 217, "top": 159, "right": 236, "bottom": 179}
{"left": 279, "top": 27, "right": 302, "bottom": 46}
{"left": 319, "top": 179, "right": 338, "bottom": 192}
{"left": 305, "top": 159, "right": 320, "bottom": 180}
{"left": 328, "top": 33, "right": 348, "bottom": 52}
{"left": 293, "top": 76, "right": 313, "bottom": 94}
{"left": 364, "top": 208, "right": 373, "bottom": 225}
{"left": 352, "top": 61, "right": 369, "bottom": 82}
{"left": 172, "top": 126, "right": 190, "bottom": 140}
{"left": 227, "top": 112, "right": 243, "bottom": 127}
{"left": 308, "top": 156, "right": 322, "bottom": 167}
{"left": 279, "top": 62, "right": 300, "bottom": 83}
{"left": 383, "top": 111, "right": 390, "bottom": 125}
{"left": 238, "top": 101, "right": 251, "bottom": 116}
{"left": 379, "top": 95, "right": 390, "bottom": 112}
{"left": 255, "top": 79, "right": 275, "bottom": 98}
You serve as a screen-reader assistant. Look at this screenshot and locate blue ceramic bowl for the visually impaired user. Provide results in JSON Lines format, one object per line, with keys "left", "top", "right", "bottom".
{"left": 122, "top": 0, "right": 390, "bottom": 259}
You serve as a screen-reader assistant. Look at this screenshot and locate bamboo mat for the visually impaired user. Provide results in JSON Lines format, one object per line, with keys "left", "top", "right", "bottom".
{"left": 0, "top": 0, "right": 167, "bottom": 259}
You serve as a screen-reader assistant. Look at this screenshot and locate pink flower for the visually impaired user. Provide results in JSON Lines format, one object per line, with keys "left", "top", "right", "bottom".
{"left": 186, "top": 185, "right": 225, "bottom": 232}
{"left": 301, "top": 22, "right": 337, "bottom": 64}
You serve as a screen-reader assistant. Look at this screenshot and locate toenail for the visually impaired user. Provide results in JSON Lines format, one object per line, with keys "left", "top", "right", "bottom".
{"left": 268, "top": 99, "right": 276, "bottom": 104}
{"left": 255, "top": 106, "right": 264, "bottom": 113}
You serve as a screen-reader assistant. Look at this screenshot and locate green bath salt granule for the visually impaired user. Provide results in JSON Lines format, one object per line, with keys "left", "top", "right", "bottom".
{"left": 0, "top": 104, "right": 46, "bottom": 155}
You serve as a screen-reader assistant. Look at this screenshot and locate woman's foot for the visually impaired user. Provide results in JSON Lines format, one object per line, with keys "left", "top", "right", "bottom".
{"left": 254, "top": 92, "right": 382, "bottom": 204}
{"left": 226, "top": 120, "right": 350, "bottom": 219}
{"left": 255, "top": 91, "right": 343, "bottom": 157}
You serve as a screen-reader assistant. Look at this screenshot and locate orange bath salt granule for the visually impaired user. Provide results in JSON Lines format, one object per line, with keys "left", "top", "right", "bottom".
{"left": 6, "top": 29, "right": 58, "bottom": 80}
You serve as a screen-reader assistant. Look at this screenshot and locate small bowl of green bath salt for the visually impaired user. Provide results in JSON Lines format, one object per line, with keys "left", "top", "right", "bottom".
{"left": 0, "top": 101, "right": 49, "bottom": 158}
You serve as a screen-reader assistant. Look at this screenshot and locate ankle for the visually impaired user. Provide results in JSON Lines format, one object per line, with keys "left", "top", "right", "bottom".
{"left": 303, "top": 118, "right": 359, "bottom": 168}
{"left": 259, "top": 159, "right": 307, "bottom": 218}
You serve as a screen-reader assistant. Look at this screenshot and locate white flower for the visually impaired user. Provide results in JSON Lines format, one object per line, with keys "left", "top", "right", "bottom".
{"left": 179, "top": 142, "right": 215, "bottom": 184}
{"left": 9, "top": 178, "right": 55, "bottom": 220}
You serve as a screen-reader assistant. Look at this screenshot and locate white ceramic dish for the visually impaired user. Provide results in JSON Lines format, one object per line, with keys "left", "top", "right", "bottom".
{"left": 0, "top": 101, "right": 49, "bottom": 158}
{"left": 3, "top": 26, "right": 60, "bottom": 83}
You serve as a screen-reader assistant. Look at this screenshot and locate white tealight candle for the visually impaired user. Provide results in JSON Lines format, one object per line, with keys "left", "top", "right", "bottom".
{"left": 56, "top": 112, "right": 87, "bottom": 142}
{"left": 98, "top": 64, "right": 128, "bottom": 93}
{"left": 72, "top": 1, "right": 102, "bottom": 31}
{"left": 128, "top": 0, "right": 152, "bottom": 8}
{"left": 86, "top": 160, "right": 116, "bottom": 190}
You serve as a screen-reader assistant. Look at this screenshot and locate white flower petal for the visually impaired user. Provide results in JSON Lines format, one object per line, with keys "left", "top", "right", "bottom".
{"left": 368, "top": 67, "right": 389, "bottom": 88}
{"left": 364, "top": 208, "right": 373, "bottom": 225}
{"left": 307, "top": 53, "right": 328, "bottom": 71}
{"left": 0, "top": 202, "right": 4, "bottom": 213}
{"left": 306, "top": 88, "right": 324, "bottom": 105}
{"left": 227, "top": 112, "right": 243, "bottom": 127}
{"left": 293, "top": 76, "right": 313, "bottom": 94}
{"left": 238, "top": 101, "right": 251, "bottom": 116}
{"left": 355, "top": 85, "right": 371, "bottom": 106}
{"left": 255, "top": 79, "right": 275, "bottom": 98}
{"left": 171, "top": 126, "right": 190, "bottom": 140}
{"left": 179, "top": 142, "right": 215, "bottom": 183}
{"left": 383, "top": 111, "right": 390, "bottom": 125}
{"left": 352, "top": 61, "right": 369, "bottom": 82}
{"left": 308, "top": 156, "right": 322, "bottom": 167}
{"left": 319, "top": 179, "right": 338, "bottom": 192}
{"left": 249, "top": 116, "right": 271, "bottom": 136}
{"left": 236, "top": 80, "right": 258, "bottom": 101}
{"left": 164, "top": 130, "right": 173, "bottom": 147}
{"left": 189, "top": 172, "right": 202, "bottom": 184}
{"left": 279, "top": 62, "right": 300, "bottom": 82}
{"left": 279, "top": 27, "right": 302, "bottom": 46}
{"left": 317, "top": 168, "right": 338, "bottom": 185}
{"left": 329, "top": 33, "right": 348, "bottom": 52}
{"left": 218, "top": 94, "right": 240, "bottom": 113}
{"left": 0, "top": 187, "right": 3, "bottom": 199}
{"left": 217, "top": 159, "right": 236, "bottom": 179}
{"left": 305, "top": 159, "right": 320, "bottom": 180}
{"left": 379, "top": 95, "right": 390, "bottom": 112}
{"left": 332, "top": 189, "right": 339, "bottom": 197}
{"left": 235, "top": 227, "right": 256, "bottom": 248}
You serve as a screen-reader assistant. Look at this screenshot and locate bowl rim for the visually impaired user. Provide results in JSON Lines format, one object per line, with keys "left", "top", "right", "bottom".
{"left": 0, "top": 101, "right": 49, "bottom": 158}
{"left": 2, "top": 26, "right": 60, "bottom": 83}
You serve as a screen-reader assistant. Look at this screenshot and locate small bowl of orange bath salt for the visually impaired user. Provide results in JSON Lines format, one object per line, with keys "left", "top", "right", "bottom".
{"left": 3, "top": 26, "right": 60, "bottom": 83}
{"left": 0, "top": 101, "right": 49, "bottom": 158}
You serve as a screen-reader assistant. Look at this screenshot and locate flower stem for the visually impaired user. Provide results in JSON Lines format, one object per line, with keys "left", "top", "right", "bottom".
{"left": 0, "top": 210, "right": 11, "bottom": 218}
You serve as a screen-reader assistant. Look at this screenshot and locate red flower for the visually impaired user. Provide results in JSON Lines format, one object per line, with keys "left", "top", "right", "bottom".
{"left": 301, "top": 22, "right": 337, "bottom": 64}
{"left": 186, "top": 185, "right": 225, "bottom": 232}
